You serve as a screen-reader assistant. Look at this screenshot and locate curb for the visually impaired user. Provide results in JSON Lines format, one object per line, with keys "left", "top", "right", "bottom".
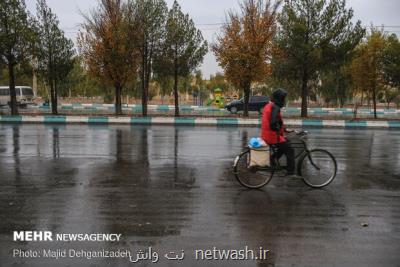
{"left": 0, "top": 115, "right": 399, "bottom": 129}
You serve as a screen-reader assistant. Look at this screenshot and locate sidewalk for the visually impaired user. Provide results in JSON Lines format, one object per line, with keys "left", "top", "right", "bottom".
{"left": 36, "top": 103, "right": 400, "bottom": 116}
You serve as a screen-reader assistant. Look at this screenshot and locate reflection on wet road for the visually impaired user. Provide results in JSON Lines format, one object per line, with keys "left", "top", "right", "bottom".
{"left": 0, "top": 125, "right": 399, "bottom": 266}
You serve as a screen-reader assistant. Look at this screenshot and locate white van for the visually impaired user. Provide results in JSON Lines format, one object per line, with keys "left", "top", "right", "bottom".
{"left": 0, "top": 86, "right": 35, "bottom": 107}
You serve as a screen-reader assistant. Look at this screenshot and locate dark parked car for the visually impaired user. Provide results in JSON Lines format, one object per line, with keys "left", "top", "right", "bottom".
{"left": 225, "top": 96, "right": 269, "bottom": 114}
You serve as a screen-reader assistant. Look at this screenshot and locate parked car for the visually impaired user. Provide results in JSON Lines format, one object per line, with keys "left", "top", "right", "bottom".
{"left": 0, "top": 86, "right": 35, "bottom": 107}
{"left": 225, "top": 95, "right": 269, "bottom": 114}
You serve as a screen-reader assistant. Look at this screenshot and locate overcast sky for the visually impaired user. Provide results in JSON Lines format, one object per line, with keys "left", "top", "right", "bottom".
{"left": 25, "top": 0, "right": 400, "bottom": 78}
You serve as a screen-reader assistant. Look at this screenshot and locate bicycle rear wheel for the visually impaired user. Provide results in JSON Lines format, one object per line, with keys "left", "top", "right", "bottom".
{"left": 233, "top": 150, "right": 273, "bottom": 189}
{"left": 298, "top": 149, "right": 337, "bottom": 188}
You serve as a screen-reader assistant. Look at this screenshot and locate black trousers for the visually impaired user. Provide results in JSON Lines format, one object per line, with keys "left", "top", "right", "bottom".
{"left": 271, "top": 141, "right": 295, "bottom": 174}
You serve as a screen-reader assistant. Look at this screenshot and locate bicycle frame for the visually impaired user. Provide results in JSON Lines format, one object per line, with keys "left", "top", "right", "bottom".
{"left": 248, "top": 135, "right": 312, "bottom": 173}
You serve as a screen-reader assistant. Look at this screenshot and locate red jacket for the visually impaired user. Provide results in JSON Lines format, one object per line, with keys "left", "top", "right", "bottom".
{"left": 261, "top": 102, "right": 286, "bottom": 144}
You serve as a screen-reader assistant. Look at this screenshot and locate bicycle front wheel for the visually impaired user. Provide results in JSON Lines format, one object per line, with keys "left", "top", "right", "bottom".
{"left": 298, "top": 149, "right": 337, "bottom": 188}
{"left": 233, "top": 150, "right": 273, "bottom": 189}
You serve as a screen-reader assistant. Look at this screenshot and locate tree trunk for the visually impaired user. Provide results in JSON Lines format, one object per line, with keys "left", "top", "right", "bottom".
{"left": 55, "top": 80, "right": 58, "bottom": 114}
{"left": 372, "top": 85, "right": 377, "bottom": 119}
{"left": 174, "top": 66, "right": 179, "bottom": 117}
{"left": 360, "top": 91, "right": 364, "bottom": 106}
{"left": 339, "top": 97, "right": 345, "bottom": 109}
{"left": 145, "top": 56, "right": 151, "bottom": 108}
{"left": 50, "top": 78, "right": 57, "bottom": 115}
{"left": 8, "top": 62, "right": 18, "bottom": 115}
{"left": 141, "top": 45, "right": 148, "bottom": 117}
{"left": 243, "top": 84, "right": 250, "bottom": 117}
{"left": 51, "top": 79, "right": 58, "bottom": 115}
{"left": 353, "top": 102, "right": 358, "bottom": 120}
{"left": 115, "top": 84, "right": 122, "bottom": 116}
{"left": 33, "top": 69, "right": 38, "bottom": 97}
{"left": 337, "top": 85, "right": 346, "bottom": 108}
{"left": 174, "top": 49, "right": 179, "bottom": 117}
{"left": 301, "top": 66, "right": 308, "bottom": 118}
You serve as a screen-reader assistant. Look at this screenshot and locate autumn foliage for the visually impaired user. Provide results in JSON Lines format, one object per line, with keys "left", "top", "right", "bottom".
{"left": 78, "top": 0, "right": 139, "bottom": 115}
{"left": 213, "top": 0, "right": 280, "bottom": 117}
{"left": 350, "top": 30, "right": 399, "bottom": 118}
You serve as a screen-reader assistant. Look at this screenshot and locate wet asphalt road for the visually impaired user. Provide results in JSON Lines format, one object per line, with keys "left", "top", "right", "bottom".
{"left": 0, "top": 124, "right": 399, "bottom": 267}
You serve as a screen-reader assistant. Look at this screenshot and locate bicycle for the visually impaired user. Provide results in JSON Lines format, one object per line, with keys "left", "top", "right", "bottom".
{"left": 233, "top": 131, "right": 337, "bottom": 189}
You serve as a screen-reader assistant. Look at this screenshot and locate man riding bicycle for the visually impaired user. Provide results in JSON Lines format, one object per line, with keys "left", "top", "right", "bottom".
{"left": 261, "top": 89, "right": 296, "bottom": 176}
